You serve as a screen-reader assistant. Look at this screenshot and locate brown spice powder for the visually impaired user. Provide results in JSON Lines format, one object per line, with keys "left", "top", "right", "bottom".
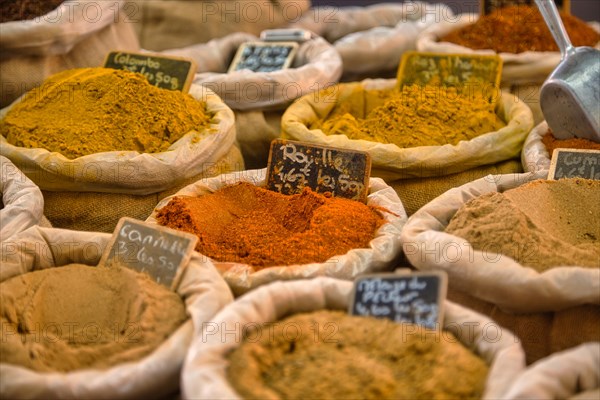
{"left": 1, "top": 68, "right": 211, "bottom": 159}
{"left": 446, "top": 178, "right": 600, "bottom": 271}
{"left": 155, "top": 182, "right": 385, "bottom": 269}
{"left": 0, "top": 0, "right": 64, "bottom": 23}
{"left": 227, "top": 310, "right": 489, "bottom": 400}
{"left": 542, "top": 131, "right": 600, "bottom": 155}
{"left": 0, "top": 264, "right": 187, "bottom": 372}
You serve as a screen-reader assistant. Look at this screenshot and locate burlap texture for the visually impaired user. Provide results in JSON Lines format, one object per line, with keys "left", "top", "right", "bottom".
{"left": 43, "top": 144, "right": 244, "bottom": 233}
{"left": 388, "top": 158, "right": 523, "bottom": 216}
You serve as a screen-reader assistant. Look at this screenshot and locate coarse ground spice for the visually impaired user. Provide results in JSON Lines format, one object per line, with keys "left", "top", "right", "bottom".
{"left": 0, "top": 0, "right": 64, "bottom": 23}
{"left": 227, "top": 310, "right": 489, "bottom": 400}
{"left": 446, "top": 178, "right": 600, "bottom": 271}
{"left": 1, "top": 68, "right": 211, "bottom": 159}
{"left": 312, "top": 85, "right": 505, "bottom": 148}
{"left": 442, "top": 5, "right": 600, "bottom": 54}
{"left": 542, "top": 131, "right": 600, "bottom": 155}
{"left": 155, "top": 182, "right": 385, "bottom": 269}
{"left": 0, "top": 263, "right": 187, "bottom": 372}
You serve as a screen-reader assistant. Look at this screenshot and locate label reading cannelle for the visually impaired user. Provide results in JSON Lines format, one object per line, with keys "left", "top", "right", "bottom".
{"left": 99, "top": 217, "right": 198, "bottom": 290}
{"left": 349, "top": 271, "right": 448, "bottom": 330}
{"left": 548, "top": 149, "right": 600, "bottom": 180}
{"left": 104, "top": 51, "right": 196, "bottom": 92}
{"left": 266, "top": 139, "right": 371, "bottom": 202}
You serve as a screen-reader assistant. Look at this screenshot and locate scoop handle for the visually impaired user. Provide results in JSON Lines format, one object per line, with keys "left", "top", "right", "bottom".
{"left": 534, "top": 0, "right": 575, "bottom": 58}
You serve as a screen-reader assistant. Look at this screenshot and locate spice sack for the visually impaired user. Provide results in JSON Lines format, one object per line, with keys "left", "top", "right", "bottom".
{"left": 146, "top": 168, "right": 407, "bottom": 296}
{"left": 0, "top": 226, "right": 233, "bottom": 399}
{"left": 182, "top": 277, "right": 526, "bottom": 399}
{"left": 400, "top": 172, "right": 600, "bottom": 313}
{"left": 0, "top": 0, "right": 139, "bottom": 108}
{"left": 282, "top": 79, "right": 533, "bottom": 181}
{"left": 0, "top": 156, "right": 47, "bottom": 241}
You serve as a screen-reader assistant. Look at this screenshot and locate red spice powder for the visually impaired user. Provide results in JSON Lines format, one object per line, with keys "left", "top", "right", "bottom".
{"left": 542, "top": 131, "right": 600, "bottom": 155}
{"left": 155, "top": 182, "right": 385, "bottom": 269}
{"left": 442, "top": 5, "right": 600, "bottom": 53}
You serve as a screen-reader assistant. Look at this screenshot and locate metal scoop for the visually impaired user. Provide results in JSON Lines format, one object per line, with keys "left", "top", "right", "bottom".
{"left": 535, "top": 0, "right": 600, "bottom": 141}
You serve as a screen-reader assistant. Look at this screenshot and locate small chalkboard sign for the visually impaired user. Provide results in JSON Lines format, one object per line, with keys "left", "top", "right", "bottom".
{"left": 548, "top": 149, "right": 600, "bottom": 180}
{"left": 266, "top": 139, "right": 371, "bottom": 202}
{"left": 104, "top": 51, "right": 196, "bottom": 92}
{"left": 397, "top": 51, "right": 502, "bottom": 101}
{"left": 228, "top": 42, "right": 299, "bottom": 73}
{"left": 481, "top": 0, "right": 570, "bottom": 15}
{"left": 99, "top": 217, "right": 198, "bottom": 290}
{"left": 349, "top": 271, "right": 448, "bottom": 330}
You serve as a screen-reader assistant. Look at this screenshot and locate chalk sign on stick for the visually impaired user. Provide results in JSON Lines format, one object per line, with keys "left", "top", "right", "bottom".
{"left": 104, "top": 51, "right": 196, "bottom": 92}
{"left": 266, "top": 139, "right": 371, "bottom": 202}
{"left": 349, "top": 271, "right": 448, "bottom": 330}
{"left": 99, "top": 217, "right": 198, "bottom": 290}
{"left": 480, "top": 0, "right": 570, "bottom": 15}
{"left": 548, "top": 149, "right": 600, "bottom": 180}
{"left": 396, "top": 52, "right": 502, "bottom": 102}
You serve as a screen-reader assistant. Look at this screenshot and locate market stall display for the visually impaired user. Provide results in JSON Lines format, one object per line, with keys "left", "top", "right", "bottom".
{"left": 0, "top": 226, "right": 233, "bottom": 399}
{"left": 146, "top": 168, "right": 406, "bottom": 296}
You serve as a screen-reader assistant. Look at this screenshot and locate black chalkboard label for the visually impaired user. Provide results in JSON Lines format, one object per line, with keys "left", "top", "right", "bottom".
{"left": 228, "top": 42, "right": 299, "bottom": 73}
{"left": 481, "top": 0, "right": 569, "bottom": 15}
{"left": 548, "top": 149, "right": 600, "bottom": 180}
{"left": 103, "top": 51, "right": 196, "bottom": 92}
{"left": 266, "top": 139, "right": 371, "bottom": 202}
{"left": 349, "top": 272, "right": 448, "bottom": 330}
{"left": 99, "top": 217, "right": 198, "bottom": 290}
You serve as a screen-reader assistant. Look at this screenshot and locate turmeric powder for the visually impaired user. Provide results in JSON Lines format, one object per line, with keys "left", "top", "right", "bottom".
{"left": 1, "top": 68, "right": 211, "bottom": 159}
{"left": 312, "top": 85, "right": 505, "bottom": 148}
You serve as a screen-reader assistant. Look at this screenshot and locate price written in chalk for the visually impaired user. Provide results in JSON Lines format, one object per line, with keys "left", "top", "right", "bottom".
{"left": 103, "top": 51, "right": 196, "bottom": 92}
{"left": 350, "top": 272, "right": 448, "bottom": 330}
{"left": 99, "top": 217, "right": 198, "bottom": 290}
{"left": 548, "top": 149, "right": 600, "bottom": 180}
{"left": 266, "top": 139, "right": 371, "bottom": 202}
{"left": 480, "top": 0, "right": 570, "bottom": 15}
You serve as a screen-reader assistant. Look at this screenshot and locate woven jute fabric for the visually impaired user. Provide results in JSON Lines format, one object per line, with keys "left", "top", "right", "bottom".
{"left": 387, "top": 158, "right": 523, "bottom": 216}
{"left": 43, "top": 145, "right": 244, "bottom": 233}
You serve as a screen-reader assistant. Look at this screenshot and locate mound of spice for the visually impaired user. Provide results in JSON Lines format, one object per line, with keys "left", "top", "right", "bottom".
{"left": 155, "top": 182, "right": 385, "bottom": 268}
{"left": 0, "top": 0, "right": 64, "bottom": 23}
{"left": 442, "top": 5, "right": 600, "bottom": 53}
{"left": 312, "top": 85, "right": 505, "bottom": 148}
{"left": 0, "top": 263, "right": 187, "bottom": 372}
{"left": 542, "top": 131, "right": 600, "bottom": 156}
{"left": 446, "top": 178, "right": 600, "bottom": 271}
{"left": 227, "top": 310, "right": 489, "bottom": 400}
{"left": 1, "top": 67, "right": 211, "bottom": 159}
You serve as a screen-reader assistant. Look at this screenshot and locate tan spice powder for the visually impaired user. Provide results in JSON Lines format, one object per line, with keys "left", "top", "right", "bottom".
{"left": 227, "top": 310, "right": 489, "bottom": 400}
{"left": 0, "top": 263, "right": 187, "bottom": 372}
{"left": 1, "top": 68, "right": 211, "bottom": 159}
{"left": 155, "top": 182, "right": 385, "bottom": 269}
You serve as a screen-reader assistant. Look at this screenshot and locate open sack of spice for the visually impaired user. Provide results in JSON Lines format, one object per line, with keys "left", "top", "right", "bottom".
{"left": 503, "top": 342, "right": 600, "bottom": 399}
{"left": 290, "top": 2, "right": 454, "bottom": 81}
{"left": 522, "top": 121, "right": 600, "bottom": 174}
{"left": 0, "top": 225, "right": 233, "bottom": 399}
{"left": 0, "top": 0, "right": 139, "bottom": 108}
{"left": 181, "top": 277, "right": 526, "bottom": 399}
{"left": 145, "top": 168, "right": 407, "bottom": 296}
{"left": 281, "top": 78, "right": 533, "bottom": 181}
{"left": 400, "top": 172, "right": 600, "bottom": 313}
{"left": 0, "top": 67, "right": 243, "bottom": 232}
{"left": 0, "top": 156, "right": 51, "bottom": 242}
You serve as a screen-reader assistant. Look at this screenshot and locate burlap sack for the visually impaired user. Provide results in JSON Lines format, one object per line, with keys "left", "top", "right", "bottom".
{"left": 181, "top": 277, "right": 526, "bottom": 399}
{"left": 132, "top": 0, "right": 310, "bottom": 51}
{"left": 416, "top": 14, "right": 600, "bottom": 86}
{"left": 1, "top": 84, "right": 236, "bottom": 194}
{"left": 281, "top": 79, "right": 534, "bottom": 181}
{"left": 146, "top": 168, "right": 407, "bottom": 296}
{"left": 400, "top": 172, "right": 600, "bottom": 313}
{"left": 0, "top": 0, "right": 139, "bottom": 108}
{"left": 504, "top": 343, "right": 600, "bottom": 399}
{"left": 0, "top": 226, "right": 233, "bottom": 399}
{"left": 522, "top": 121, "right": 551, "bottom": 174}
{"left": 232, "top": 109, "right": 282, "bottom": 169}
{"left": 0, "top": 156, "right": 44, "bottom": 241}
